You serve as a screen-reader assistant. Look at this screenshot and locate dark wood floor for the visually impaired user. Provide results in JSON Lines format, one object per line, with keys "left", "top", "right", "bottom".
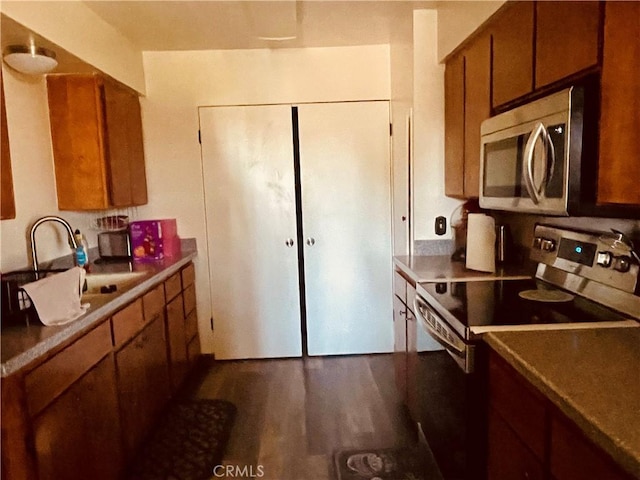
{"left": 186, "top": 354, "right": 422, "bottom": 480}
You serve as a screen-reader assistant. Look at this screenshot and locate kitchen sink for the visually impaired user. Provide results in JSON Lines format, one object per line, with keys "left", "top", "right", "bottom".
{"left": 83, "top": 272, "right": 147, "bottom": 296}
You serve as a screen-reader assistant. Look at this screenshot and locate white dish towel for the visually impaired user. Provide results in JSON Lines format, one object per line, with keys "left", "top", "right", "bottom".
{"left": 22, "top": 267, "right": 89, "bottom": 326}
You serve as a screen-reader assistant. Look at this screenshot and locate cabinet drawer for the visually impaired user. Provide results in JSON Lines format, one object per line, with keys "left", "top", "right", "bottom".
{"left": 164, "top": 272, "right": 182, "bottom": 301}
{"left": 488, "top": 352, "right": 546, "bottom": 460}
{"left": 181, "top": 263, "right": 195, "bottom": 288}
{"left": 111, "top": 299, "right": 144, "bottom": 348}
{"left": 25, "top": 321, "right": 112, "bottom": 416}
{"left": 143, "top": 284, "right": 165, "bottom": 320}
{"left": 183, "top": 284, "right": 196, "bottom": 316}
{"left": 185, "top": 309, "right": 198, "bottom": 342}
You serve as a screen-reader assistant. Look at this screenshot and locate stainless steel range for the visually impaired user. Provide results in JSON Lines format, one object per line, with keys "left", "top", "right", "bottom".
{"left": 411, "top": 224, "right": 640, "bottom": 480}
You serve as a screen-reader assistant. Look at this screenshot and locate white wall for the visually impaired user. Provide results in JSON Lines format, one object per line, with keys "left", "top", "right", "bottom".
{"left": 139, "top": 45, "right": 391, "bottom": 353}
{"left": 0, "top": 1, "right": 145, "bottom": 93}
{"left": 437, "top": 0, "right": 505, "bottom": 61}
{"left": 0, "top": 66, "right": 97, "bottom": 272}
{"left": 412, "top": 10, "right": 461, "bottom": 241}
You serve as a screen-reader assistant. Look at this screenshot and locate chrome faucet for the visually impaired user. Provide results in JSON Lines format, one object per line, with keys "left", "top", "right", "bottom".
{"left": 29, "top": 216, "right": 79, "bottom": 274}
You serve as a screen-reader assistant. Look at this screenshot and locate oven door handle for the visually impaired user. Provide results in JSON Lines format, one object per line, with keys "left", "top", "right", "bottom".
{"left": 413, "top": 296, "right": 464, "bottom": 357}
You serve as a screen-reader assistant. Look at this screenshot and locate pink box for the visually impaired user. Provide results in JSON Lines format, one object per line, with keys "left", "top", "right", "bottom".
{"left": 129, "top": 220, "right": 164, "bottom": 261}
{"left": 129, "top": 219, "right": 180, "bottom": 261}
{"left": 160, "top": 219, "right": 177, "bottom": 238}
{"left": 163, "top": 236, "right": 182, "bottom": 258}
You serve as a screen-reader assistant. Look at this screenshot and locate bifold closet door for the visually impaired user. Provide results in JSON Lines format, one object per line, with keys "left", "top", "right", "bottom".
{"left": 199, "top": 105, "right": 302, "bottom": 359}
{"left": 297, "top": 101, "right": 393, "bottom": 356}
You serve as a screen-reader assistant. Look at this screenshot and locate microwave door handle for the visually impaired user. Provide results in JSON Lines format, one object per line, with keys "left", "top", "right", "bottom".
{"left": 542, "top": 126, "right": 556, "bottom": 194}
{"left": 523, "top": 122, "right": 546, "bottom": 204}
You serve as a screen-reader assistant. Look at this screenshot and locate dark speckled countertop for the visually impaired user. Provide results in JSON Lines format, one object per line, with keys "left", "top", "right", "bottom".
{"left": 484, "top": 328, "right": 640, "bottom": 479}
{"left": 1, "top": 244, "right": 197, "bottom": 377}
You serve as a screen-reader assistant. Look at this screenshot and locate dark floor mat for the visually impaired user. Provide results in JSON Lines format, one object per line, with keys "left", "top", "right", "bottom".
{"left": 334, "top": 446, "right": 431, "bottom": 480}
{"left": 128, "top": 398, "right": 237, "bottom": 480}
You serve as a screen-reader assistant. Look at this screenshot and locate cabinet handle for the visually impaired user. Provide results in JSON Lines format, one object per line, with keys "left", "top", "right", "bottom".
{"left": 306, "top": 237, "right": 316, "bottom": 246}
{"left": 285, "top": 238, "right": 295, "bottom": 247}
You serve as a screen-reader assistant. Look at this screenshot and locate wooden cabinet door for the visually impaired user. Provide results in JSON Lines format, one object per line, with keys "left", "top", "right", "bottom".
{"left": 444, "top": 52, "right": 465, "bottom": 198}
{"left": 47, "top": 74, "right": 147, "bottom": 210}
{"left": 487, "top": 408, "right": 544, "bottom": 480}
{"left": 1, "top": 70, "right": 16, "bottom": 220}
{"left": 116, "top": 316, "right": 170, "bottom": 459}
{"left": 103, "top": 79, "right": 147, "bottom": 206}
{"left": 47, "top": 75, "right": 111, "bottom": 210}
{"left": 392, "top": 295, "right": 407, "bottom": 402}
{"left": 32, "top": 356, "right": 124, "bottom": 480}
{"left": 166, "top": 294, "right": 188, "bottom": 391}
{"left": 491, "top": 1, "right": 535, "bottom": 108}
{"left": 597, "top": 1, "right": 640, "bottom": 206}
{"left": 535, "top": 1, "right": 600, "bottom": 89}
{"left": 550, "top": 415, "right": 635, "bottom": 480}
{"left": 462, "top": 33, "right": 491, "bottom": 198}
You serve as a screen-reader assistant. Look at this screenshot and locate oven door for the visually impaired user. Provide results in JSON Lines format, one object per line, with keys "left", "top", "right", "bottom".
{"left": 412, "top": 295, "right": 488, "bottom": 480}
{"left": 414, "top": 295, "right": 475, "bottom": 374}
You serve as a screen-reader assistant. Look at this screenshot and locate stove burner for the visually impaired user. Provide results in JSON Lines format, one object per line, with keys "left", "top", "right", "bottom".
{"left": 518, "top": 289, "right": 575, "bottom": 303}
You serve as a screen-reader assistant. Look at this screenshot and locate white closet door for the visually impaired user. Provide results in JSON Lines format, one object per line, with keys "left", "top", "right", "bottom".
{"left": 298, "top": 101, "right": 393, "bottom": 356}
{"left": 199, "top": 105, "right": 302, "bottom": 359}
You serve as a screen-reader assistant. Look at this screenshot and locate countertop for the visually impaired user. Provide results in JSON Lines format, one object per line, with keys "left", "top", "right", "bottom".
{"left": 1, "top": 245, "right": 197, "bottom": 378}
{"left": 484, "top": 328, "right": 640, "bottom": 479}
{"left": 393, "top": 255, "right": 534, "bottom": 284}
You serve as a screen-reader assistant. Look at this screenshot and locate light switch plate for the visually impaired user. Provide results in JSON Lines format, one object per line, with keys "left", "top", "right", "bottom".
{"left": 435, "top": 216, "right": 447, "bottom": 236}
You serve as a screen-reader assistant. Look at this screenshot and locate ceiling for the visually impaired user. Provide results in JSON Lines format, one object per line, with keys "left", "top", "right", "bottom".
{"left": 1, "top": 1, "right": 435, "bottom": 76}
{"left": 82, "top": 1, "right": 435, "bottom": 51}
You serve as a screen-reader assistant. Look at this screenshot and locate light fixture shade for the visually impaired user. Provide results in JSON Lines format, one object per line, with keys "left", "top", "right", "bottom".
{"left": 3, "top": 45, "right": 58, "bottom": 75}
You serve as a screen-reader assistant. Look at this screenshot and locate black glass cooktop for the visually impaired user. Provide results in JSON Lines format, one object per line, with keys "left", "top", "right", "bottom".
{"left": 419, "top": 278, "right": 631, "bottom": 331}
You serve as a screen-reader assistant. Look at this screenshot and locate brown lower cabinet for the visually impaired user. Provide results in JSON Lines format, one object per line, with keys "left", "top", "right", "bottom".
{"left": 115, "top": 314, "right": 170, "bottom": 459}
{"left": 166, "top": 293, "right": 189, "bottom": 391}
{"left": 0, "top": 262, "right": 201, "bottom": 480}
{"left": 487, "top": 350, "right": 635, "bottom": 480}
{"left": 33, "top": 356, "right": 124, "bottom": 480}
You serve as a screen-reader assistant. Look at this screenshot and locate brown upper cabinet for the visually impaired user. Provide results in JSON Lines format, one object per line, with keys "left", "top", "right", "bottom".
{"left": 535, "top": 1, "right": 601, "bottom": 89}
{"left": 462, "top": 33, "right": 491, "bottom": 199}
{"left": 444, "top": 53, "right": 465, "bottom": 198}
{"left": 597, "top": 1, "right": 640, "bottom": 207}
{"left": 1, "top": 70, "right": 16, "bottom": 220}
{"left": 445, "top": 0, "right": 640, "bottom": 210}
{"left": 444, "top": 34, "right": 491, "bottom": 199}
{"left": 490, "top": 1, "right": 535, "bottom": 109}
{"left": 47, "top": 74, "right": 148, "bottom": 211}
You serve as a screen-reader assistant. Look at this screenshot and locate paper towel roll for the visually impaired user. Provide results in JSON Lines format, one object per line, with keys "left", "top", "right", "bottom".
{"left": 466, "top": 213, "right": 496, "bottom": 273}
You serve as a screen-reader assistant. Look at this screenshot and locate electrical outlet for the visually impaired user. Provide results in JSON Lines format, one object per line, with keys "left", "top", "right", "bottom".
{"left": 435, "top": 216, "right": 447, "bottom": 236}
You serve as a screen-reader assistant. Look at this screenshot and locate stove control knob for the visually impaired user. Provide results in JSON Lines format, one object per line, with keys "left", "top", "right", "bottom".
{"left": 596, "top": 251, "right": 613, "bottom": 268}
{"left": 613, "top": 255, "right": 632, "bottom": 273}
{"left": 540, "top": 238, "right": 556, "bottom": 252}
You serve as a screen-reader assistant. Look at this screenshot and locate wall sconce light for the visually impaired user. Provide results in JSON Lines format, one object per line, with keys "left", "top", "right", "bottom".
{"left": 3, "top": 45, "right": 58, "bottom": 75}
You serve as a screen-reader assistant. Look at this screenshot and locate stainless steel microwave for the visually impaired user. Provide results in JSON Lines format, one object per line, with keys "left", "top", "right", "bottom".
{"left": 480, "top": 86, "right": 592, "bottom": 216}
